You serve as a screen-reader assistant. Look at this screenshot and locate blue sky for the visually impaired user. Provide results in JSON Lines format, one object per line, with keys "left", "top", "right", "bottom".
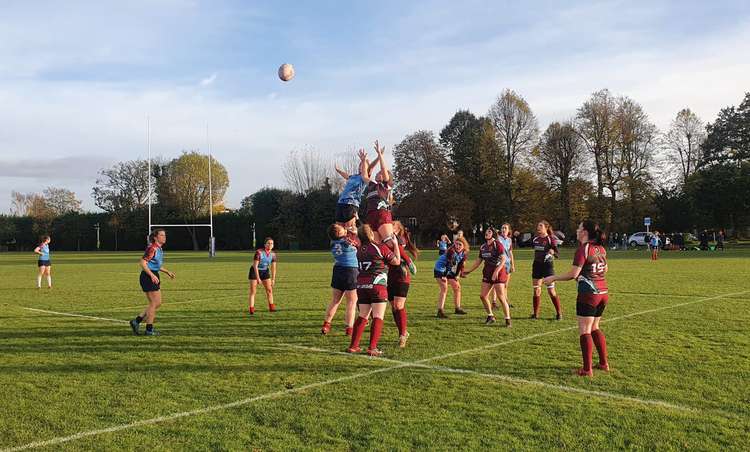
{"left": 1, "top": 0, "right": 749, "bottom": 212}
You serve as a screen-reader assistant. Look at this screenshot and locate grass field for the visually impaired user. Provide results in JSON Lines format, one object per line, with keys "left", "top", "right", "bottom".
{"left": 1, "top": 247, "right": 749, "bottom": 451}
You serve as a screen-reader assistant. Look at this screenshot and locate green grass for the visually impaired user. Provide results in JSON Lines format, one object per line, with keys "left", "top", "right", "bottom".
{"left": 1, "top": 247, "right": 748, "bottom": 451}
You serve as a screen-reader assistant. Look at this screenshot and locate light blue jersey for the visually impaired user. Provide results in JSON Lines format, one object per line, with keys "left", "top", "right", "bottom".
{"left": 331, "top": 235, "right": 359, "bottom": 268}
{"left": 498, "top": 236, "right": 512, "bottom": 272}
{"left": 142, "top": 243, "right": 163, "bottom": 271}
{"left": 650, "top": 237, "right": 661, "bottom": 248}
{"left": 255, "top": 249, "right": 276, "bottom": 271}
{"left": 38, "top": 243, "right": 50, "bottom": 261}
{"left": 337, "top": 174, "right": 367, "bottom": 207}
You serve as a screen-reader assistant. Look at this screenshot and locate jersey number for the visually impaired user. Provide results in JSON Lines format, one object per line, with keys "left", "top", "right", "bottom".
{"left": 359, "top": 261, "right": 372, "bottom": 271}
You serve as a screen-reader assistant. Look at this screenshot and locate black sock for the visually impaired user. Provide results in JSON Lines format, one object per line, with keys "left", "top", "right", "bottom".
{"left": 136, "top": 316, "right": 144, "bottom": 323}
{"left": 146, "top": 324, "right": 154, "bottom": 332}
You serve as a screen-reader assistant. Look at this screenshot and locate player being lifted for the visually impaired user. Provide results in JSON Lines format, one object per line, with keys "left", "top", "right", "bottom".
{"left": 364, "top": 140, "right": 398, "bottom": 251}
{"left": 544, "top": 220, "right": 610, "bottom": 377}
{"left": 334, "top": 149, "right": 371, "bottom": 231}
{"left": 130, "top": 229, "right": 175, "bottom": 336}
{"left": 531, "top": 220, "right": 563, "bottom": 320}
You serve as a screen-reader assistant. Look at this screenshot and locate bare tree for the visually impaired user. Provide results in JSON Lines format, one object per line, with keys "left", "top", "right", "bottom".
{"left": 615, "top": 96, "right": 658, "bottom": 227}
{"left": 43, "top": 187, "right": 82, "bottom": 216}
{"left": 330, "top": 148, "right": 362, "bottom": 193}
{"left": 575, "top": 89, "right": 619, "bottom": 199}
{"left": 488, "top": 89, "right": 539, "bottom": 222}
{"left": 283, "top": 147, "right": 329, "bottom": 194}
{"left": 663, "top": 108, "right": 705, "bottom": 186}
{"left": 11, "top": 189, "right": 77, "bottom": 218}
{"left": 535, "top": 120, "right": 584, "bottom": 233}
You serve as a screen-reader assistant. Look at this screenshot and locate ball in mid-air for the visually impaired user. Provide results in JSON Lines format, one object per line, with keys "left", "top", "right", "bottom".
{"left": 278, "top": 63, "right": 295, "bottom": 82}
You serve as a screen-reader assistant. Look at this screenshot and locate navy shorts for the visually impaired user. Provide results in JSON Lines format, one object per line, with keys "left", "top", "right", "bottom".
{"left": 434, "top": 269, "right": 458, "bottom": 280}
{"left": 387, "top": 281, "right": 410, "bottom": 300}
{"left": 335, "top": 203, "right": 359, "bottom": 223}
{"left": 532, "top": 260, "right": 554, "bottom": 279}
{"left": 249, "top": 268, "right": 271, "bottom": 281}
{"left": 38, "top": 260, "right": 51, "bottom": 267}
{"left": 140, "top": 270, "right": 160, "bottom": 292}
{"left": 331, "top": 266, "right": 358, "bottom": 291}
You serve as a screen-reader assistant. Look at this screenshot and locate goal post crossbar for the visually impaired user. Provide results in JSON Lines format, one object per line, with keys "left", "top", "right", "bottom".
{"left": 146, "top": 117, "right": 216, "bottom": 257}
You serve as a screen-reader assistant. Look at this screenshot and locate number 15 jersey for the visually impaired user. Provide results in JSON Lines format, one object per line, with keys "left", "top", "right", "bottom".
{"left": 573, "top": 242, "right": 608, "bottom": 294}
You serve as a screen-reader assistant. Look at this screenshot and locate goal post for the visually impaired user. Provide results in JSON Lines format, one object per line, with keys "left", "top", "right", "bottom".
{"left": 146, "top": 117, "right": 216, "bottom": 257}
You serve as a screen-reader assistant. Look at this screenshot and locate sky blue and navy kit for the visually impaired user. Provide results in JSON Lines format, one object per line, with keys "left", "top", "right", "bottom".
{"left": 250, "top": 249, "right": 276, "bottom": 280}
{"left": 37, "top": 243, "right": 51, "bottom": 266}
{"left": 331, "top": 234, "right": 359, "bottom": 291}
{"left": 335, "top": 174, "right": 368, "bottom": 223}
{"left": 140, "top": 243, "right": 164, "bottom": 292}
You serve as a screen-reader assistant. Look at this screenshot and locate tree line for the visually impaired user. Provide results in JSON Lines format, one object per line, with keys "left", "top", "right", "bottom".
{"left": 3, "top": 90, "right": 748, "bottom": 251}
{"left": 391, "top": 89, "right": 750, "bottom": 243}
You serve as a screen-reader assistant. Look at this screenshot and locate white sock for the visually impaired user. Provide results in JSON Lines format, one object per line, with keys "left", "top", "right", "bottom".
{"left": 47, "top": 276, "right": 52, "bottom": 287}
{"left": 37, "top": 276, "right": 42, "bottom": 288}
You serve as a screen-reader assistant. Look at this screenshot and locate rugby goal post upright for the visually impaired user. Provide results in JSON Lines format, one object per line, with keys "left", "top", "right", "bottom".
{"left": 146, "top": 117, "right": 216, "bottom": 258}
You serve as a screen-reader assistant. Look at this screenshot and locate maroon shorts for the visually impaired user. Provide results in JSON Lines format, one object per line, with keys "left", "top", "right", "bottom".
{"left": 482, "top": 265, "right": 508, "bottom": 284}
{"left": 366, "top": 209, "right": 392, "bottom": 230}
{"left": 356, "top": 285, "right": 388, "bottom": 304}
{"left": 576, "top": 293, "right": 609, "bottom": 317}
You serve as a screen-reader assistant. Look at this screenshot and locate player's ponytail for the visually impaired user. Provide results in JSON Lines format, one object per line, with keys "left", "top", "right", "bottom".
{"left": 359, "top": 224, "right": 375, "bottom": 246}
{"left": 540, "top": 220, "right": 554, "bottom": 237}
{"left": 581, "top": 220, "right": 605, "bottom": 245}
{"left": 402, "top": 227, "right": 420, "bottom": 260}
{"left": 149, "top": 228, "right": 165, "bottom": 243}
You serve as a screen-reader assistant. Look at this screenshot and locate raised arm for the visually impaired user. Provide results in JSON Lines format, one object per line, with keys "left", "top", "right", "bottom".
{"left": 334, "top": 165, "right": 350, "bottom": 180}
{"left": 374, "top": 140, "right": 391, "bottom": 183}
{"left": 357, "top": 148, "right": 371, "bottom": 183}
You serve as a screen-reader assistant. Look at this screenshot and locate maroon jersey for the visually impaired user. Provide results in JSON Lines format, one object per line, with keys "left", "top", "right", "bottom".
{"left": 365, "top": 181, "right": 393, "bottom": 213}
{"left": 479, "top": 239, "right": 505, "bottom": 268}
{"left": 573, "top": 242, "right": 608, "bottom": 294}
{"left": 533, "top": 235, "right": 558, "bottom": 263}
{"left": 357, "top": 242, "right": 394, "bottom": 287}
{"left": 388, "top": 243, "right": 412, "bottom": 284}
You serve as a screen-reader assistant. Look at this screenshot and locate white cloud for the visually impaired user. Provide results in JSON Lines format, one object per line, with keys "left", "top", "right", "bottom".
{"left": 200, "top": 73, "right": 218, "bottom": 86}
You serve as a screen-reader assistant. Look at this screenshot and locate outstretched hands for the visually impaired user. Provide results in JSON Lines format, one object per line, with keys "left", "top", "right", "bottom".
{"left": 374, "top": 140, "right": 385, "bottom": 156}
{"left": 358, "top": 148, "right": 368, "bottom": 161}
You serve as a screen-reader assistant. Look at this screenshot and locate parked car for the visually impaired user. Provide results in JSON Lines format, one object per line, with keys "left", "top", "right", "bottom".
{"left": 627, "top": 232, "right": 653, "bottom": 247}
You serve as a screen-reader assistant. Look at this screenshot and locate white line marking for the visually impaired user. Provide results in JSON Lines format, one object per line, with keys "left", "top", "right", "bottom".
{"left": 86, "top": 293, "right": 243, "bottom": 313}
{"left": 1, "top": 362, "right": 407, "bottom": 452}
{"left": 414, "top": 290, "right": 750, "bottom": 365}
{"left": 19, "top": 307, "right": 128, "bottom": 324}
{"left": 282, "top": 344, "right": 693, "bottom": 412}
{"left": 4, "top": 289, "right": 746, "bottom": 451}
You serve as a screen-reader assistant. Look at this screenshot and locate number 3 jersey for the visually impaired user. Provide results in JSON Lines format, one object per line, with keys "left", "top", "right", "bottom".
{"left": 573, "top": 242, "right": 608, "bottom": 294}
{"left": 331, "top": 231, "right": 360, "bottom": 268}
{"left": 357, "top": 242, "right": 395, "bottom": 287}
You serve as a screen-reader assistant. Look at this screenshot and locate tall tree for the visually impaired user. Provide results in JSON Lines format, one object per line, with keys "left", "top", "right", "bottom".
{"left": 392, "top": 131, "right": 459, "bottom": 234}
{"left": 439, "top": 110, "right": 498, "bottom": 225}
{"left": 663, "top": 108, "right": 705, "bottom": 186}
{"left": 615, "top": 96, "right": 658, "bottom": 229}
{"left": 702, "top": 92, "right": 750, "bottom": 167}
{"left": 575, "top": 89, "right": 618, "bottom": 199}
{"left": 535, "top": 121, "right": 584, "bottom": 233}
{"left": 283, "top": 148, "right": 329, "bottom": 194}
{"left": 159, "top": 151, "right": 230, "bottom": 250}
{"left": 488, "top": 89, "right": 539, "bottom": 222}
{"left": 92, "top": 159, "right": 151, "bottom": 213}
{"left": 42, "top": 187, "right": 82, "bottom": 216}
